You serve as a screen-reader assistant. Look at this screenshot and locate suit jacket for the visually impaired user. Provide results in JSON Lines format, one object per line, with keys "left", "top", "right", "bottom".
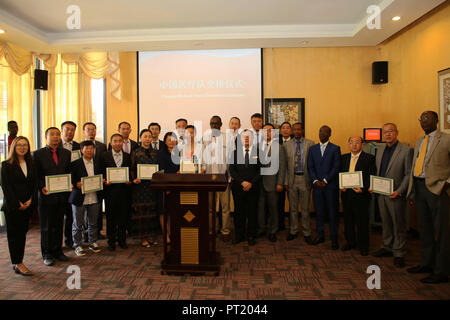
{"left": 307, "top": 142, "right": 341, "bottom": 189}
{"left": 68, "top": 157, "right": 104, "bottom": 206}
{"left": 93, "top": 140, "right": 107, "bottom": 163}
{"left": 407, "top": 131, "right": 450, "bottom": 197}
{"left": 260, "top": 139, "right": 282, "bottom": 192}
{"left": 1, "top": 160, "right": 38, "bottom": 212}
{"left": 229, "top": 146, "right": 261, "bottom": 190}
{"left": 340, "top": 151, "right": 376, "bottom": 197}
{"left": 58, "top": 140, "right": 80, "bottom": 151}
{"left": 33, "top": 146, "right": 72, "bottom": 205}
{"left": 278, "top": 137, "right": 314, "bottom": 187}
{"left": 101, "top": 150, "right": 132, "bottom": 199}
{"left": 376, "top": 142, "right": 413, "bottom": 197}
{"left": 108, "top": 139, "right": 139, "bottom": 155}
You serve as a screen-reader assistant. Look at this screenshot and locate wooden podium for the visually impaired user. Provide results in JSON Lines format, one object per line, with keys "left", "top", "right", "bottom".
{"left": 151, "top": 173, "right": 227, "bottom": 275}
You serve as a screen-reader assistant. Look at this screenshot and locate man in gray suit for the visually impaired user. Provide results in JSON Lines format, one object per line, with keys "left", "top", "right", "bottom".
{"left": 407, "top": 111, "right": 450, "bottom": 284}
{"left": 370, "top": 123, "right": 413, "bottom": 268}
{"left": 277, "top": 122, "right": 314, "bottom": 243}
{"left": 257, "top": 124, "right": 280, "bottom": 242}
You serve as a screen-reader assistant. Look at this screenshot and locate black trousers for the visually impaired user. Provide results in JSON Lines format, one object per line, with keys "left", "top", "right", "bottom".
{"left": 342, "top": 192, "right": 370, "bottom": 250}
{"left": 277, "top": 190, "right": 287, "bottom": 229}
{"left": 415, "top": 179, "right": 449, "bottom": 277}
{"left": 64, "top": 203, "right": 73, "bottom": 245}
{"left": 4, "top": 208, "right": 31, "bottom": 265}
{"left": 38, "top": 203, "right": 65, "bottom": 259}
{"left": 105, "top": 194, "right": 129, "bottom": 245}
{"left": 232, "top": 184, "right": 259, "bottom": 240}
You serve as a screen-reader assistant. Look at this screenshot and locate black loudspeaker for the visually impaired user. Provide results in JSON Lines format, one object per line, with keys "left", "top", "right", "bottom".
{"left": 34, "top": 69, "right": 48, "bottom": 90}
{"left": 372, "top": 61, "right": 388, "bottom": 84}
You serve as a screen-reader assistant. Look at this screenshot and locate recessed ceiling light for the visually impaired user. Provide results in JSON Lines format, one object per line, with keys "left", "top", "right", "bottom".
{"left": 392, "top": 16, "right": 401, "bottom": 21}
{"left": 0, "top": 29, "right": 5, "bottom": 34}
{"left": 300, "top": 40, "right": 309, "bottom": 45}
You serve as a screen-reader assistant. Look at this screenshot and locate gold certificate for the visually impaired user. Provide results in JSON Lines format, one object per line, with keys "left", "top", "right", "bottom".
{"left": 339, "top": 171, "right": 363, "bottom": 189}
{"left": 46, "top": 174, "right": 72, "bottom": 194}
{"left": 137, "top": 164, "right": 158, "bottom": 180}
{"left": 370, "top": 175, "right": 394, "bottom": 195}
{"left": 106, "top": 167, "right": 129, "bottom": 183}
{"left": 180, "top": 160, "right": 196, "bottom": 173}
{"left": 81, "top": 174, "right": 103, "bottom": 194}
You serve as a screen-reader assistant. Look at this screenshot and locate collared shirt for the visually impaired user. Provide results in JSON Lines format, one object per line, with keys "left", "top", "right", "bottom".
{"left": 123, "top": 139, "right": 131, "bottom": 154}
{"left": 62, "top": 139, "right": 73, "bottom": 151}
{"left": 243, "top": 145, "right": 253, "bottom": 165}
{"left": 320, "top": 141, "right": 329, "bottom": 156}
{"left": 113, "top": 150, "right": 123, "bottom": 167}
{"left": 19, "top": 161, "right": 27, "bottom": 178}
{"left": 203, "top": 133, "right": 227, "bottom": 175}
{"left": 379, "top": 141, "right": 398, "bottom": 177}
{"left": 151, "top": 140, "right": 159, "bottom": 150}
{"left": 82, "top": 157, "right": 98, "bottom": 205}
{"left": 282, "top": 137, "right": 291, "bottom": 143}
{"left": 415, "top": 130, "right": 437, "bottom": 178}
{"left": 294, "top": 137, "right": 305, "bottom": 173}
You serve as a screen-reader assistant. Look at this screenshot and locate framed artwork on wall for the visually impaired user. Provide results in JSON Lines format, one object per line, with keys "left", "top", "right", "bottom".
{"left": 438, "top": 68, "right": 450, "bottom": 134}
{"left": 264, "top": 98, "right": 305, "bottom": 129}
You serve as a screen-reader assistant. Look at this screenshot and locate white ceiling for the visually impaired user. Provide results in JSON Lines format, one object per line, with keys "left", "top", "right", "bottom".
{"left": 0, "top": 0, "right": 446, "bottom": 53}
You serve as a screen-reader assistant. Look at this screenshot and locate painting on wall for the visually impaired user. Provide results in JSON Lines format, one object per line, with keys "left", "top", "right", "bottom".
{"left": 438, "top": 68, "right": 450, "bottom": 134}
{"left": 264, "top": 98, "right": 305, "bottom": 130}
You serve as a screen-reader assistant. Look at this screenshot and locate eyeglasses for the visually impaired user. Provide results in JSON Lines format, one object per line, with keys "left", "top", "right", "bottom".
{"left": 16, "top": 144, "right": 28, "bottom": 148}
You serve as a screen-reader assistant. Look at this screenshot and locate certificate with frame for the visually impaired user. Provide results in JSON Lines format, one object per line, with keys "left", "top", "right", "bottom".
{"left": 339, "top": 171, "right": 363, "bottom": 189}
{"left": 180, "top": 160, "right": 196, "bottom": 173}
{"left": 370, "top": 175, "right": 394, "bottom": 196}
{"left": 45, "top": 174, "right": 72, "bottom": 194}
{"left": 106, "top": 167, "right": 129, "bottom": 184}
{"left": 137, "top": 164, "right": 158, "bottom": 180}
{"left": 71, "top": 150, "right": 82, "bottom": 162}
{"left": 81, "top": 174, "right": 103, "bottom": 194}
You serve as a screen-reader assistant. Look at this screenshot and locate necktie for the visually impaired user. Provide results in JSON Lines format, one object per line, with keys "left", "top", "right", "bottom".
{"left": 114, "top": 153, "right": 122, "bottom": 167}
{"left": 123, "top": 141, "right": 129, "bottom": 154}
{"left": 152, "top": 142, "right": 157, "bottom": 150}
{"left": 245, "top": 149, "right": 249, "bottom": 166}
{"left": 349, "top": 155, "right": 357, "bottom": 172}
{"left": 51, "top": 149, "right": 58, "bottom": 166}
{"left": 414, "top": 135, "right": 429, "bottom": 176}
{"left": 294, "top": 140, "right": 303, "bottom": 173}
{"left": 320, "top": 144, "right": 326, "bottom": 157}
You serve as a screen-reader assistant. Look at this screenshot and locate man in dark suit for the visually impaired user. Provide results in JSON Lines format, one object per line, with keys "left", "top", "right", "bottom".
{"left": 108, "top": 121, "right": 139, "bottom": 154}
{"left": 229, "top": 129, "right": 261, "bottom": 246}
{"left": 277, "top": 121, "right": 292, "bottom": 231}
{"left": 340, "top": 136, "right": 376, "bottom": 256}
{"left": 407, "top": 111, "right": 450, "bottom": 284}
{"left": 69, "top": 140, "right": 105, "bottom": 256}
{"left": 60, "top": 120, "right": 80, "bottom": 249}
{"left": 148, "top": 122, "right": 164, "bottom": 151}
{"left": 83, "top": 122, "right": 107, "bottom": 239}
{"left": 307, "top": 125, "right": 341, "bottom": 249}
{"left": 33, "top": 127, "right": 72, "bottom": 266}
{"left": 102, "top": 134, "right": 132, "bottom": 251}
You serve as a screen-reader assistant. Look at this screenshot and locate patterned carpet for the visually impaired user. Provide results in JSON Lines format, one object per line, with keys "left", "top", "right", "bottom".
{"left": 0, "top": 216, "right": 449, "bottom": 300}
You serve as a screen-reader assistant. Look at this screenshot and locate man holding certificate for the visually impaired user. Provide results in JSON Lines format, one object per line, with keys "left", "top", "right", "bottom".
{"left": 69, "top": 140, "right": 105, "bottom": 256}
{"left": 33, "top": 127, "right": 72, "bottom": 266}
{"left": 340, "top": 136, "right": 376, "bottom": 256}
{"left": 370, "top": 123, "right": 413, "bottom": 268}
{"left": 102, "top": 134, "right": 132, "bottom": 251}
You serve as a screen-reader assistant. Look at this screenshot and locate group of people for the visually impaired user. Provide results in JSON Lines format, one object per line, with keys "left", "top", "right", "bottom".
{"left": 1, "top": 110, "right": 449, "bottom": 284}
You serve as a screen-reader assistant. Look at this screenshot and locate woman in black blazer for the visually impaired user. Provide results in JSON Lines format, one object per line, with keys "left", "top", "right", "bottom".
{"left": 1, "top": 136, "right": 37, "bottom": 276}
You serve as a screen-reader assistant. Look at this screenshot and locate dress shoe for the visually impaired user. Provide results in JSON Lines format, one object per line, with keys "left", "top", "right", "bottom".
{"left": 248, "top": 237, "right": 256, "bottom": 246}
{"left": 394, "top": 257, "right": 405, "bottom": 268}
{"left": 420, "top": 274, "right": 448, "bottom": 284}
{"left": 341, "top": 243, "right": 354, "bottom": 251}
{"left": 43, "top": 258, "right": 54, "bottom": 266}
{"left": 286, "top": 233, "right": 298, "bottom": 241}
{"left": 331, "top": 240, "right": 339, "bottom": 250}
{"left": 360, "top": 249, "right": 369, "bottom": 256}
{"left": 83, "top": 233, "right": 89, "bottom": 243}
{"left": 268, "top": 233, "right": 277, "bottom": 242}
{"left": 304, "top": 236, "right": 312, "bottom": 245}
{"left": 407, "top": 265, "right": 433, "bottom": 274}
{"left": 108, "top": 244, "right": 116, "bottom": 251}
{"left": 55, "top": 254, "right": 69, "bottom": 262}
{"left": 312, "top": 237, "right": 325, "bottom": 245}
{"left": 13, "top": 264, "right": 33, "bottom": 276}
{"left": 119, "top": 243, "right": 128, "bottom": 249}
{"left": 371, "top": 248, "right": 393, "bottom": 257}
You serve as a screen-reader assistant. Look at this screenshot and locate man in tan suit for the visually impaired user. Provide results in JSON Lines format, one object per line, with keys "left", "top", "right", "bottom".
{"left": 277, "top": 122, "right": 314, "bottom": 243}
{"left": 407, "top": 111, "right": 450, "bottom": 284}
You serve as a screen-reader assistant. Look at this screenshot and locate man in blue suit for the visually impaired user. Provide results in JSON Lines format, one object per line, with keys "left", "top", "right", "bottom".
{"left": 307, "top": 125, "right": 341, "bottom": 250}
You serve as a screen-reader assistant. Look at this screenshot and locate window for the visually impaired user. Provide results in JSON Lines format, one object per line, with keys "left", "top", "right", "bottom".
{"left": 91, "top": 78, "right": 106, "bottom": 142}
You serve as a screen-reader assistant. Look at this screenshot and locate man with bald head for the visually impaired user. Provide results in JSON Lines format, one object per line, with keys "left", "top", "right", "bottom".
{"left": 307, "top": 125, "right": 341, "bottom": 249}
{"left": 370, "top": 123, "right": 413, "bottom": 268}
{"left": 340, "top": 136, "right": 376, "bottom": 256}
{"left": 407, "top": 111, "right": 450, "bottom": 284}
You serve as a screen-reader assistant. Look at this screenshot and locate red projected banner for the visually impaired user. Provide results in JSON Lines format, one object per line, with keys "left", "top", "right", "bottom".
{"left": 364, "top": 128, "right": 382, "bottom": 142}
